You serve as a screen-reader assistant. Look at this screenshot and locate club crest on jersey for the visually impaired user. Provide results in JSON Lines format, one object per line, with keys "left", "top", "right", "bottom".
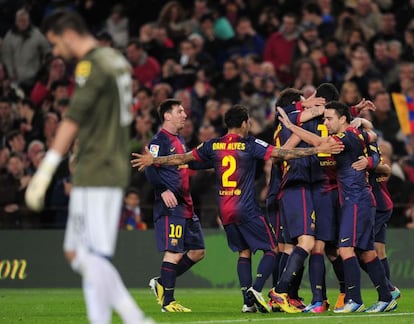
{"left": 149, "top": 144, "right": 160, "bottom": 157}
{"left": 75, "top": 61, "right": 91, "bottom": 87}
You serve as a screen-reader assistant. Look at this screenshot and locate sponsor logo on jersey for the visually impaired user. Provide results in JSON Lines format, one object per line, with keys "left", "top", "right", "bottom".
{"left": 149, "top": 144, "right": 160, "bottom": 157}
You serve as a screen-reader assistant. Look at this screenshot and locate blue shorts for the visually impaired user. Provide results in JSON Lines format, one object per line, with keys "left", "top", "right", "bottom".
{"left": 224, "top": 216, "right": 277, "bottom": 253}
{"left": 338, "top": 201, "right": 375, "bottom": 251}
{"left": 312, "top": 186, "right": 339, "bottom": 242}
{"left": 279, "top": 185, "right": 315, "bottom": 243}
{"left": 374, "top": 209, "right": 392, "bottom": 244}
{"left": 154, "top": 213, "right": 205, "bottom": 253}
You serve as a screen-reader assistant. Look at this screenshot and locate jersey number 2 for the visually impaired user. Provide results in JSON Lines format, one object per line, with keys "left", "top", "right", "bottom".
{"left": 222, "top": 155, "right": 237, "bottom": 187}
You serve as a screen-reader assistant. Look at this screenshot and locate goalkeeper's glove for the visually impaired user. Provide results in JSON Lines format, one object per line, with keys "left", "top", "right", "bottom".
{"left": 25, "top": 149, "right": 61, "bottom": 212}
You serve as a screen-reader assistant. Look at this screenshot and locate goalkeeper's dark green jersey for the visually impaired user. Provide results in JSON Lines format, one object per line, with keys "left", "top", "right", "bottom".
{"left": 65, "top": 47, "right": 132, "bottom": 187}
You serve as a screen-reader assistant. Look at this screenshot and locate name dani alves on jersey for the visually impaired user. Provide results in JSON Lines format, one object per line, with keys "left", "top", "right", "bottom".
{"left": 212, "top": 142, "right": 246, "bottom": 150}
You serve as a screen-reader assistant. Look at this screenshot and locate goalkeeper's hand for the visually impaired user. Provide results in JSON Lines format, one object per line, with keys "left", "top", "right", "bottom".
{"left": 25, "top": 150, "right": 61, "bottom": 212}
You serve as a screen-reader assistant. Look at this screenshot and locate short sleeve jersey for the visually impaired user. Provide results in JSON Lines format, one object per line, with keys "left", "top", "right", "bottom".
{"left": 146, "top": 128, "right": 195, "bottom": 219}
{"left": 331, "top": 127, "right": 375, "bottom": 206}
{"left": 66, "top": 47, "right": 132, "bottom": 187}
{"left": 367, "top": 142, "right": 393, "bottom": 211}
{"left": 276, "top": 111, "right": 312, "bottom": 188}
{"left": 192, "top": 134, "right": 273, "bottom": 225}
{"left": 302, "top": 116, "right": 338, "bottom": 192}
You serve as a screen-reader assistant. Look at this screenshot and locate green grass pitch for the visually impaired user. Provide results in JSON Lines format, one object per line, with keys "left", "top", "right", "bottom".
{"left": 1, "top": 288, "right": 414, "bottom": 323}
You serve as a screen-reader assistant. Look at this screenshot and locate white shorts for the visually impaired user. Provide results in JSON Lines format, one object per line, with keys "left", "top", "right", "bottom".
{"left": 63, "top": 187, "right": 123, "bottom": 257}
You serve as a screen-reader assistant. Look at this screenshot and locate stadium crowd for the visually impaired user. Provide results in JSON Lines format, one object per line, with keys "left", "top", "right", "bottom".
{"left": 1, "top": 0, "right": 414, "bottom": 229}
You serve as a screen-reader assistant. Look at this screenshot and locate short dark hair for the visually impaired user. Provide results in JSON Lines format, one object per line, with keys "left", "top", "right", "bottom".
{"left": 224, "top": 104, "right": 249, "bottom": 129}
{"left": 42, "top": 9, "right": 90, "bottom": 36}
{"left": 277, "top": 88, "right": 302, "bottom": 107}
{"left": 316, "top": 83, "right": 339, "bottom": 102}
{"left": 325, "top": 101, "right": 351, "bottom": 123}
{"left": 6, "top": 130, "right": 22, "bottom": 143}
{"left": 158, "top": 99, "right": 182, "bottom": 123}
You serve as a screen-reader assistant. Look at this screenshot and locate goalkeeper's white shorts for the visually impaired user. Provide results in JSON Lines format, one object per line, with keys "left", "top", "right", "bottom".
{"left": 63, "top": 187, "right": 123, "bottom": 257}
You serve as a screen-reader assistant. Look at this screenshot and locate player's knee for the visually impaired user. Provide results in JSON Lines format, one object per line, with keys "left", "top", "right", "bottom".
{"left": 188, "top": 249, "right": 205, "bottom": 262}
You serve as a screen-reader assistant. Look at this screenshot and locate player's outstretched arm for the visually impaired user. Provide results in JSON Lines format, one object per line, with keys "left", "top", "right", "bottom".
{"left": 131, "top": 147, "right": 196, "bottom": 171}
{"left": 277, "top": 107, "right": 324, "bottom": 146}
{"left": 271, "top": 141, "right": 343, "bottom": 160}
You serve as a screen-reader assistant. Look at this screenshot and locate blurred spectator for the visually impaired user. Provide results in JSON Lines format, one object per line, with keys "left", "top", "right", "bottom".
{"left": 26, "top": 139, "right": 45, "bottom": 175}
{"left": 292, "top": 21, "right": 322, "bottom": 62}
{"left": 126, "top": 39, "right": 161, "bottom": 89}
{"left": 213, "top": 58, "right": 241, "bottom": 103}
{"left": 132, "top": 86, "right": 156, "bottom": 119}
{"left": 0, "top": 62, "right": 24, "bottom": 102}
{"left": 368, "top": 10, "right": 401, "bottom": 54}
{"left": 301, "top": 1, "right": 335, "bottom": 41}
{"left": 152, "top": 82, "right": 173, "bottom": 109}
{"left": 0, "top": 144, "right": 10, "bottom": 175}
{"left": 41, "top": 111, "right": 59, "bottom": 149}
{"left": 119, "top": 188, "right": 147, "bottom": 230}
{"left": 292, "top": 57, "right": 320, "bottom": 90}
{"left": 129, "top": 112, "right": 153, "bottom": 155}
{"left": 372, "top": 39, "right": 398, "bottom": 88}
{"left": 41, "top": 79, "right": 71, "bottom": 118}
{"left": 139, "top": 23, "right": 175, "bottom": 64}
{"left": 104, "top": 4, "right": 128, "bottom": 49}
{"left": 263, "top": 12, "right": 299, "bottom": 86}
{"left": 372, "top": 90, "right": 406, "bottom": 156}
{"left": 0, "top": 97, "right": 20, "bottom": 143}
{"left": 2, "top": 8, "right": 50, "bottom": 94}
{"left": 395, "top": 0, "right": 414, "bottom": 34}
{"left": 30, "top": 56, "right": 74, "bottom": 107}
{"left": 224, "top": 16, "right": 265, "bottom": 61}
{"left": 96, "top": 30, "right": 113, "bottom": 47}
{"left": 0, "top": 152, "right": 34, "bottom": 229}
{"left": 355, "top": 0, "right": 382, "bottom": 40}
{"left": 323, "top": 37, "right": 347, "bottom": 89}
{"left": 401, "top": 27, "right": 414, "bottom": 62}
{"left": 339, "top": 80, "right": 362, "bottom": 106}
{"left": 367, "top": 77, "right": 385, "bottom": 100}
{"left": 6, "top": 130, "right": 27, "bottom": 165}
{"left": 157, "top": 1, "right": 192, "bottom": 44}
{"left": 344, "top": 44, "right": 381, "bottom": 98}
{"left": 255, "top": 5, "right": 280, "bottom": 38}
{"left": 388, "top": 62, "right": 414, "bottom": 94}
{"left": 180, "top": 118, "right": 198, "bottom": 149}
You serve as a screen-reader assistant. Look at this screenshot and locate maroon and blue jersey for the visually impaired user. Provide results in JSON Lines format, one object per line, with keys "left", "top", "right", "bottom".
{"left": 192, "top": 134, "right": 273, "bottom": 225}
{"left": 331, "top": 127, "right": 375, "bottom": 207}
{"left": 276, "top": 111, "right": 312, "bottom": 190}
{"left": 145, "top": 128, "right": 195, "bottom": 220}
{"left": 367, "top": 142, "right": 393, "bottom": 212}
{"left": 302, "top": 116, "right": 338, "bottom": 192}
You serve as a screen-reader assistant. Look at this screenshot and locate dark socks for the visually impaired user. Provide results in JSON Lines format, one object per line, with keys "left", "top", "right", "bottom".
{"left": 253, "top": 250, "right": 276, "bottom": 292}
{"left": 343, "top": 256, "right": 362, "bottom": 304}
{"left": 272, "top": 252, "right": 282, "bottom": 287}
{"left": 309, "top": 253, "right": 325, "bottom": 303}
{"left": 237, "top": 257, "right": 252, "bottom": 305}
{"left": 161, "top": 261, "right": 177, "bottom": 305}
{"left": 175, "top": 253, "right": 196, "bottom": 277}
{"left": 276, "top": 246, "right": 308, "bottom": 293}
{"left": 365, "top": 257, "right": 392, "bottom": 302}
{"left": 331, "top": 256, "right": 345, "bottom": 293}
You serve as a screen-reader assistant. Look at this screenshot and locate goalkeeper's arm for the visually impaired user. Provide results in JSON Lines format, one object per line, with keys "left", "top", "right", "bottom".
{"left": 25, "top": 119, "right": 78, "bottom": 211}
